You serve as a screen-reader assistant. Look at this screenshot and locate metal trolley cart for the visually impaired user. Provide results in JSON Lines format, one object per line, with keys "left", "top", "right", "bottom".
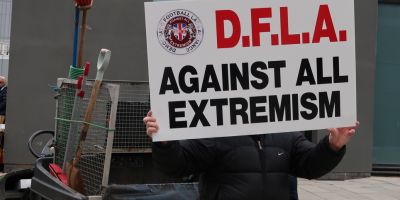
{"left": 17, "top": 80, "right": 198, "bottom": 200}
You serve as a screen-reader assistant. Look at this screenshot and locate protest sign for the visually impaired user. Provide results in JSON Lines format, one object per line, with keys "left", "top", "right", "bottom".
{"left": 144, "top": 0, "right": 356, "bottom": 141}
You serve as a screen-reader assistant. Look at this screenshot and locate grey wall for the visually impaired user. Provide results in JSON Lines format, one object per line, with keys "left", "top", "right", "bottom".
{"left": 316, "top": 0, "right": 378, "bottom": 178}
{"left": 6, "top": 0, "right": 378, "bottom": 176}
{"left": 5, "top": 0, "right": 149, "bottom": 169}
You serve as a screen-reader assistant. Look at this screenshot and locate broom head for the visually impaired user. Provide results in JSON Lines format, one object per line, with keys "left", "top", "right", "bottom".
{"left": 75, "top": 0, "right": 93, "bottom": 9}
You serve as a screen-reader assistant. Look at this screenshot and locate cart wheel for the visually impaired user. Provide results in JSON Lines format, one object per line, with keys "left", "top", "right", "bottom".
{"left": 28, "top": 130, "right": 54, "bottom": 158}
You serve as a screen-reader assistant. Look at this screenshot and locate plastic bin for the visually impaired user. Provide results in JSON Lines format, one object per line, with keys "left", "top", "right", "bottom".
{"left": 29, "top": 156, "right": 199, "bottom": 200}
{"left": 30, "top": 157, "right": 88, "bottom": 200}
{"left": 0, "top": 168, "right": 33, "bottom": 200}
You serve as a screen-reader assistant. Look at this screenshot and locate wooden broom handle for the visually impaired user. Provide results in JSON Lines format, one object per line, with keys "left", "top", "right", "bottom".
{"left": 79, "top": 79, "right": 102, "bottom": 141}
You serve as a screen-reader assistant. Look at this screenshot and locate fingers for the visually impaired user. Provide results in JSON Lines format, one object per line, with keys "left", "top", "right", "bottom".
{"left": 329, "top": 121, "right": 360, "bottom": 134}
{"left": 346, "top": 121, "right": 360, "bottom": 129}
{"left": 146, "top": 122, "right": 159, "bottom": 131}
{"left": 147, "top": 127, "right": 159, "bottom": 136}
{"left": 344, "top": 121, "right": 359, "bottom": 135}
{"left": 327, "top": 128, "right": 337, "bottom": 138}
{"left": 145, "top": 121, "right": 159, "bottom": 137}
{"left": 143, "top": 111, "right": 155, "bottom": 125}
{"left": 143, "top": 110, "right": 159, "bottom": 137}
{"left": 143, "top": 116, "right": 156, "bottom": 125}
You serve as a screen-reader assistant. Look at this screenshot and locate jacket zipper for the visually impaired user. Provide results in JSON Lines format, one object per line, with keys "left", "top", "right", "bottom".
{"left": 253, "top": 135, "right": 267, "bottom": 199}
{"left": 257, "top": 140, "right": 263, "bottom": 150}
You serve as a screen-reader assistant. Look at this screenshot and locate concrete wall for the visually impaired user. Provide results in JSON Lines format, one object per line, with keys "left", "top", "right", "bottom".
{"left": 5, "top": 0, "right": 149, "bottom": 170}
{"left": 6, "top": 0, "right": 378, "bottom": 178}
{"left": 317, "top": 0, "right": 378, "bottom": 179}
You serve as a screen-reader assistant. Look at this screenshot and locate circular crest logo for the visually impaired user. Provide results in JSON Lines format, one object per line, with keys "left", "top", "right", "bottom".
{"left": 157, "top": 9, "right": 204, "bottom": 55}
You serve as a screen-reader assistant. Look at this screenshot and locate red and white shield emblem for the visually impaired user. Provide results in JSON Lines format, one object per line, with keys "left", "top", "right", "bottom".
{"left": 157, "top": 9, "right": 204, "bottom": 55}
{"left": 173, "top": 23, "right": 187, "bottom": 41}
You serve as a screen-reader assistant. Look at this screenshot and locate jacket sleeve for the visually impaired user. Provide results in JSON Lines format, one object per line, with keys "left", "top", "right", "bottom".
{"left": 152, "top": 139, "right": 218, "bottom": 177}
{"left": 290, "top": 132, "right": 346, "bottom": 179}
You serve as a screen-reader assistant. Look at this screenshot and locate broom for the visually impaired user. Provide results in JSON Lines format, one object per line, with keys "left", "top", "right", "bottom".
{"left": 75, "top": 0, "right": 93, "bottom": 68}
{"left": 67, "top": 49, "right": 111, "bottom": 194}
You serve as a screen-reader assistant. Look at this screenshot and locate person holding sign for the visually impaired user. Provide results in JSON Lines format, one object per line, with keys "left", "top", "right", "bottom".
{"left": 144, "top": 111, "right": 359, "bottom": 200}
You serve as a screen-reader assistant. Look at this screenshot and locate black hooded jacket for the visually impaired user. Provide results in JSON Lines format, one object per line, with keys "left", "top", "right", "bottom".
{"left": 152, "top": 132, "right": 345, "bottom": 200}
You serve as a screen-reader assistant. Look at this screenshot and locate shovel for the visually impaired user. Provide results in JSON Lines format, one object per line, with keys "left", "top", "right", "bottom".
{"left": 63, "top": 62, "right": 90, "bottom": 174}
{"left": 67, "top": 49, "right": 111, "bottom": 194}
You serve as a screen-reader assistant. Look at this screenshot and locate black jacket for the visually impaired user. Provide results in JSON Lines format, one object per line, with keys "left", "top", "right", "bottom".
{"left": 152, "top": 132, "right": 345, "bottom": 200}
{"left": 0, "top": 86, "right": 6, "bottom": 116}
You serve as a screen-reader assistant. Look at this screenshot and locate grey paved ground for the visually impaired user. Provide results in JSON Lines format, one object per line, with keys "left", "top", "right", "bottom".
{"left": 1, "top": 173, "right": 399, "bottom": 199}
{"left": 299, "top": 176, "right": 400, "bottom": 200}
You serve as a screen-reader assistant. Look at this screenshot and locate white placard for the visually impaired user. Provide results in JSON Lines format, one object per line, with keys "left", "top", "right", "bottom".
{"left": 145, "top": 0, "right": 356, "bottom": 141}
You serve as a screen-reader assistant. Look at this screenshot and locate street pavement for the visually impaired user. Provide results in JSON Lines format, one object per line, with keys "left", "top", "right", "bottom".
{"left": 1, "top": 173, "right": 399, "bottom": 199}
{"left": 299, "top": 176, "right": 400, "bottom": 200}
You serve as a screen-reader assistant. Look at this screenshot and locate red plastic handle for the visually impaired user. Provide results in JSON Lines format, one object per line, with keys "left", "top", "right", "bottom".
{"left": 78, "top": 91, "right": 85, "bottom": 98}
{"left": 49, "top": 163, "right": 68, "bottom": 185}
{"left": 84, "top": 62, "right": 90, "bottom": 76}
{"left": 75, "top": 0, "right": 93, "bottom": 7}
{"left": 77, "top": 76, "right": 83, "bottom": 90}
